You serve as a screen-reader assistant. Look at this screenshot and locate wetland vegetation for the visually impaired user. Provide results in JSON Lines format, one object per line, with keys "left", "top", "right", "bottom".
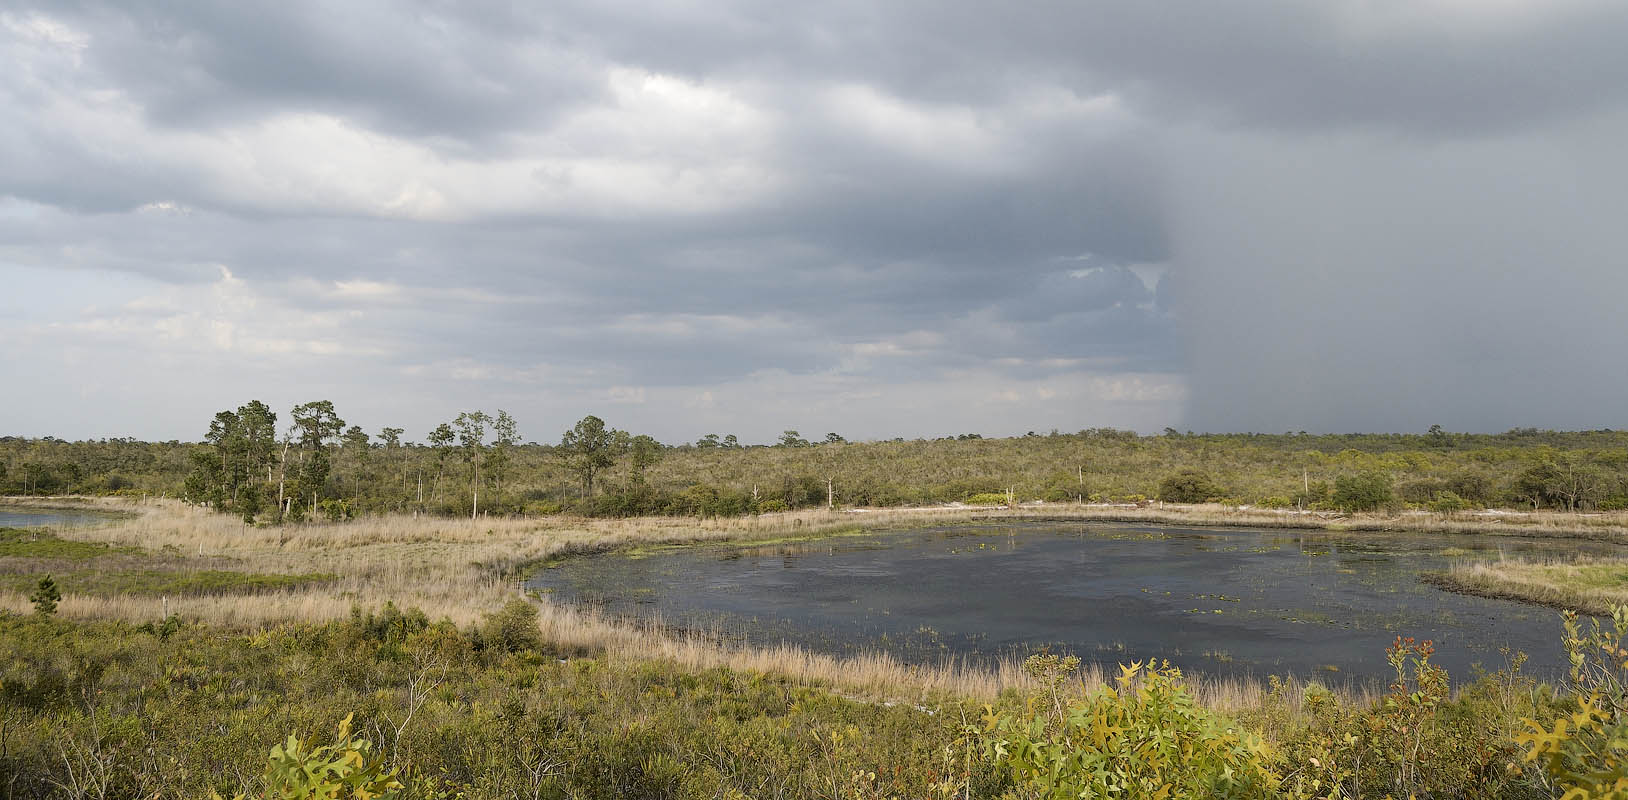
{"left": 1430, "top": 557, "right": 1628, "bottom": 616}
{"left": 5, "top": 407, "right": 1628, "bottom": 797}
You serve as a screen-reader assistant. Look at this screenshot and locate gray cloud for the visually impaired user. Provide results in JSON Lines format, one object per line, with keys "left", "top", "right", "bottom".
{"left": 3, "top": 1, "right": 1626, "bottom": 441}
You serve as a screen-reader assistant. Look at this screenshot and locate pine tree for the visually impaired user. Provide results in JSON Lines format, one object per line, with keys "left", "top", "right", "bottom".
{"left": 30, "top": 575, "right": 61, "bottom": 616}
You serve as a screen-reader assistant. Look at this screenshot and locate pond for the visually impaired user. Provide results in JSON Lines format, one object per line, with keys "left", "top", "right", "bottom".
{"left": 529, "top": 522, "right": 1624, "bottom": 685}
{"left": 0, "top": 507, "right": 120, "bottom": 529}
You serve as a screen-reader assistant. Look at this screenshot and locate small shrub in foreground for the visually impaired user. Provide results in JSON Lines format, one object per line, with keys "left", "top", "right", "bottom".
{"left": 1517, "top": 605, "right": 1628, "bottom": 798}
{"left": 214, "top": 713, "right": 403, "bottom": 800}
{"left": 980, "top": 654, "right": 1279, "bottom": 799}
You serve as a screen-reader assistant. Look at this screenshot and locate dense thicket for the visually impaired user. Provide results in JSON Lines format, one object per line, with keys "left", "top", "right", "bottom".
{"left": 6, "top": 403, "right": 1628, "bottom": 519}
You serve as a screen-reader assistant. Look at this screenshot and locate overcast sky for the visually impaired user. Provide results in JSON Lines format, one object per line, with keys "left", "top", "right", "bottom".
{"left": 4, "top": 1, "right": 1626, "bottom": 444}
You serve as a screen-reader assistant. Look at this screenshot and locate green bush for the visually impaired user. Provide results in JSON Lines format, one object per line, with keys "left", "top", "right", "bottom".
{"left": 981, "top": 656, "right": 1279, "bottom": 799}
{"left": 964, "top": 492, "right": 1009, "bottom": 506}
{"left": 319, "top": 499, "right": 353, "bottom": 522}
{"left": 1332, "top": 471, "right": 1394, "bottom": 511}
{"left": 1427, "top": 490, "right": 1473, "bottom": 514}
{"left": 215, "top": 713, "right": 403, "bottom": 800}
{"left": 1157, "top": 470, "right": 1225, "bottom": 503}
{"left": 664, "top": 483, "right": 753, "bottom": 517}
{"left": 478, "top": 599, "right": 542, "bottom": 654}
{"left": 1517, "top": 606, "right": 1628, "bottom": 799}
{"left": 524, "top": 499, "right": 565, "bottom": 515}
{"left": 755, "top": 498, "right": 788, "bottom": 513}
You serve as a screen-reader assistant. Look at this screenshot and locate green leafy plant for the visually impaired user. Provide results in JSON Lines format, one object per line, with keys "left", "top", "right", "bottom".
{"left": 1517, "top": 605, "right": 1628, "bottom": 798}
{"left": 1379, "top": 636, "right": 1449, "bottom": 796}
{"left": 1518, "top": 694, "right": 1628, "bottom": 799}
{"left": 217, "top": 713, "right": 403, "bottom": 800}
{"left": 981, "top": 655, "right": 1280, "bottom": 799}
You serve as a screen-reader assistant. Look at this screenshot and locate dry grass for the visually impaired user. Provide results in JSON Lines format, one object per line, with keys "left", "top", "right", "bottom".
{"left": 1431, "top": 556, "right": 1628, "bottom": 616}
{"left": 2, "top": 495, "right": 1582, "bottom": 709}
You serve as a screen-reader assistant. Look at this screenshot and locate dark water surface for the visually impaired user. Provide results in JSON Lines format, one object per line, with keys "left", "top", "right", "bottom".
{"left": 0, "top": 508, "right": 118, "bottom": 528}
{"left": 528, "top": 522, "right": 1622, "bottom": 685}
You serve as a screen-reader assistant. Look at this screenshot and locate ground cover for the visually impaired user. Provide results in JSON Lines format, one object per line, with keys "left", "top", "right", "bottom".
{"left": 1430, "top": 557, "right": 1628, "bottom": 615}
{"left": 3, "top": 500, "right": 1627, "bottom": 796}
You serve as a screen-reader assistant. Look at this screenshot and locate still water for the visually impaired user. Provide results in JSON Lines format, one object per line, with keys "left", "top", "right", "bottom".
{"left": 529, "top": 522, "right": 1622, "bottom": 684}
{"left": 0, "top": 507, "right": 118, "bottom": 528}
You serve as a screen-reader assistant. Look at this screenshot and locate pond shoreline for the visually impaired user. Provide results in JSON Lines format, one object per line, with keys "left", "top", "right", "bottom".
{"left": 0, "top": 496, "right": 140, "bottom": 520}
{"left": 518, "top": 503, "right": 1628, "bottom": 581}
{"left": 1418, "top": 571, "right": 1592, "bottom": 614}
{"left": 530, "top": 520, "right": 1600, "bottom": 684}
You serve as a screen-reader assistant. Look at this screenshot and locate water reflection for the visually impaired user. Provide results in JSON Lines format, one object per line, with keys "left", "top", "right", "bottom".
{"left": 0, "top": 508, "right": 118, "bottom": 528}
{"left": 529, "top": 523, "right": 1622, "bottom": 684}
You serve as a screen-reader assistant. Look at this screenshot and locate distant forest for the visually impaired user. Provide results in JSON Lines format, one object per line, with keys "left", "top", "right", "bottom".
{"left": 5, "top": 400, "right": 1628, "bottom": 520}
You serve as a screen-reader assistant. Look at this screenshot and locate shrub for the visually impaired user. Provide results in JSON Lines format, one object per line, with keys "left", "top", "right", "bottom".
{"left": 319, "top": 499, "right": 352, "bottom": 522}
{"left": 1157, "top": 470, "right": 1225, "bottom": 503}
{"left": 665, "top": 483, "right": 753, "bottom": 517}
{"left": 1398, "top": 477, "right": 1451, "bottom": 504}
{"left": 1518, "top": 694, "right": 1628, "bottom": 799}
{"left": 755, "top": 498, "right": 788, "bottom": 513}
{"left": 478, "top": 599, "right": 541, "bottom": 654}
{"left": 1332, "top": 471, "right": 1393, "bottom": 511}
{"left": 215, "top": 713, "right": 403, "bottom": 800}
{"left": 981, "top": 657, "right": 1279, "bottom": 799}
{"left": 1293, "top": 480, "right": 1333, "bottom": 509}
{"left": 1445, "top": 471, "right": 1495, "bottom": 505}
{"left": 1258, "top": 495, "right": 1293, "bottom": 509}
{"left": 523, "top": 500, "right": 564, "bottom": 515}
{"left": 1427, "top": 490, "right": 1473, "bottom": 514}
{"left": 964, "top": 492, "right": 1009, "bottom": 506}
{"left": 1517, "top": 606, "right": 1628, "bottom": 798}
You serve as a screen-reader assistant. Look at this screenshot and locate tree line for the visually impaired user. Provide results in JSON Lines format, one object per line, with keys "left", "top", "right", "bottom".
{"left": 6, "top": 409, "right": 1628, "bottom": 518}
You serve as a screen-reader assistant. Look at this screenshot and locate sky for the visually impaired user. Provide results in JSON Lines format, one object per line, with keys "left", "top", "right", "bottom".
{"left": 3, "top": 1, "right": 1626, "bottom": 444}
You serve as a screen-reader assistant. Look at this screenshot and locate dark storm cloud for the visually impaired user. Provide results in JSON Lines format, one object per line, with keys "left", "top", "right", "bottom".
{"left": 40, "top": 1, "right": 602, "bottom": 143}
{"left": 540, "top": 1, "right": 1628, "bottom": 135}
{"left": 4, "top": 0, "right": 1627, "bottom": 440}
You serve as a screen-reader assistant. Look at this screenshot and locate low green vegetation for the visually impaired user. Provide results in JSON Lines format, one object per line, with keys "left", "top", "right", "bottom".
{"left": 0, "top": 525, "right": 334, "bottom": 605}
{"left": 8, "top": 403, "right": 1628, "bottom": 522}
{"left": 1157, "top": 468, "right": 1226, "bottom": 503}
{"left": 965, "top": 492, "right": 1011, "bottom": 506}
{"left": 0, "top": 527, "right": 131, "bottom": 559}
{"left": 0, "top": 568, "right": 336, "bottom": 599}
{"left": 4, "top": 604, "right": 1626, "bottom": 799}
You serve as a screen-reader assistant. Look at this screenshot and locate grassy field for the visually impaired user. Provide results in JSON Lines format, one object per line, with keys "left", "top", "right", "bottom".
{"left": 3, "top": 497, "right": 1627, "bottom": 797}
